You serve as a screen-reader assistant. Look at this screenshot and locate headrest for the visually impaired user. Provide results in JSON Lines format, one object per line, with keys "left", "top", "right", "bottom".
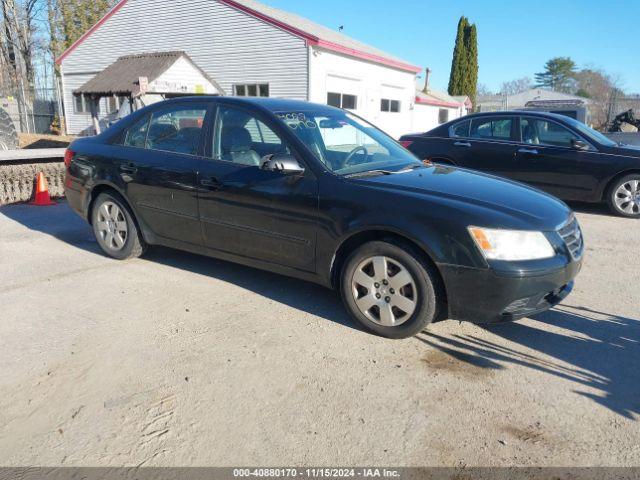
{"left": 221, "top": 127, "right": 252, "bottom": 153}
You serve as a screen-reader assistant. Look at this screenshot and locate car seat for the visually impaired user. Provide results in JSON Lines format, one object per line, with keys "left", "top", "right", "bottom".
{"left": 221, "top": 127, "right": 262, "bottom": 166}
{"left": 522, "top": 124, "right": 539, "bottom": 144}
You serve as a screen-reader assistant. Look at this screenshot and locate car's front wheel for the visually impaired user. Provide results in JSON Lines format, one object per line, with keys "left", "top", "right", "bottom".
{"left": 340, "top": 240, "right": 440, "bottom": 339}
{"left": 92, "top": 192, "right": 147, "bottom": 260}
{"left": 607, "top": 174, "right": 640, "bottom": 218}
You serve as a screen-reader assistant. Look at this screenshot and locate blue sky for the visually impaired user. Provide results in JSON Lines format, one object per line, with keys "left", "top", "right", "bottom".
{"left": 265, "top": 0, "right": 640, "bottom": 94}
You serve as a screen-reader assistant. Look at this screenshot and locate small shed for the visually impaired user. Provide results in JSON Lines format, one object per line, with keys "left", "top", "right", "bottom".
{"left": 73, "top": 51, "right": 224, "bottom": 133}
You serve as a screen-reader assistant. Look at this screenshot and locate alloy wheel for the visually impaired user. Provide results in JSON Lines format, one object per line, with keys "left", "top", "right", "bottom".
{"left": 614, "top": 180, "right": 640, "bottom": 215}
{"left": 351, "top": 255, "right": 418, "bottom": 326}
{"left": 96, "top": 201, "right": 128, "bottom": 251}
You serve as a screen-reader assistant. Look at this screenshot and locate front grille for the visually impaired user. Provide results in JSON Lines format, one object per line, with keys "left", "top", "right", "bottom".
{"left": 558, "top": 215, "right": 584, "bottom": 260}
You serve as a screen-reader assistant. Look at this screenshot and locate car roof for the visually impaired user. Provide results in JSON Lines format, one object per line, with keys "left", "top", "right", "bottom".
{"left": 449, "top": 110, "right": 573, "bottom": 123}
{"left": 158, "top": 96, "right": 341, "bottom": 114}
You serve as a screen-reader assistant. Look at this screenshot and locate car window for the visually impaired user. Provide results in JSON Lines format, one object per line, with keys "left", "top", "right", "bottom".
{"left": 470, "top": 118, "right": 513, "bottom": 141}
{"left": 124, "top": 114, "right": 151, "bottom": 148}
{"left": 450, "top": 120, "right": 470, "bottom": 138}
{"left": 521, "top": 117, "right": 580, "bottom": 148}
{"left": 318, "top": 116, "right": 390, "bottom": 157}
{"left": 277, "top": 110, "right": 421, "bottom": 175}
{"left": 146, "top": 105, "right": 207, "bottom": 155}
{"left": 213, "top": 106, "right": 289, "bottom": 166}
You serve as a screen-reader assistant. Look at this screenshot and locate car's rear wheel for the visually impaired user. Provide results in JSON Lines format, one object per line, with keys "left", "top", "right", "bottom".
{"left": 607, "top": 174, "right": 640, "bottom": 218}
{"left": 92, "top": 192, "right": 147, "bottom": 260}
{"left": 340, "top": 240, "right": 439, "bottom": 339}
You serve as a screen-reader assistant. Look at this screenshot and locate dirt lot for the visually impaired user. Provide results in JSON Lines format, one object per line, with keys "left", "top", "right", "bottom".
{"left": 18, "top": 133, "right": 73, "bottom": 149}
{"left": 0, "top": 202, "right": 638, "bottom": 467}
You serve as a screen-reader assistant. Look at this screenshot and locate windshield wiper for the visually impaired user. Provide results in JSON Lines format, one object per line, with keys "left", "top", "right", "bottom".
{"left": 345, "top": 164, "right": 426, "bottom": 178}
{"left": 344, "top": 169, "right": 396, "bottom": 178}
{"left": 398, "top": 164, "right": 426, "bottom": 172}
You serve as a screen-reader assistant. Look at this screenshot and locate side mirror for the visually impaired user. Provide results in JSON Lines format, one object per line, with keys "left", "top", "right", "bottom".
{"left": 261, "top": 153, "right": 305, "bottom": 175}
{"left": 572, "top": 139, "right": 590, "bottom": 151}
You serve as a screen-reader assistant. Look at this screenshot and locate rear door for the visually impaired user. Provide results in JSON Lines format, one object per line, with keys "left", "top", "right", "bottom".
{"left": 119, "top": 102, "right": 209, "bottom": 244}
{"left": 514, "top": 116, "right": 600, "bottom": 200}
{"left": 455, "top": 115, "right": 520, "bottom": 177}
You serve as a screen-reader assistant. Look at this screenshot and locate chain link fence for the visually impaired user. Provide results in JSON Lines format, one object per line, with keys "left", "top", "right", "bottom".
{"left": 0, "top": 86, "right": 61, "bottom": 136}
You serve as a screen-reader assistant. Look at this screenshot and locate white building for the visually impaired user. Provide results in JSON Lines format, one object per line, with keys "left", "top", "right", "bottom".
{"left": 57, "top": 0, "right": 468, "bottom": 138}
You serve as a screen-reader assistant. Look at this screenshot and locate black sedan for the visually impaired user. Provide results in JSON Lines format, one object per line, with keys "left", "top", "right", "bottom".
{"left": 400, "top": 111, "right": 640, "bottom": 218}
{"left": 65, "top": 97, "right": 583, "bottom": 339}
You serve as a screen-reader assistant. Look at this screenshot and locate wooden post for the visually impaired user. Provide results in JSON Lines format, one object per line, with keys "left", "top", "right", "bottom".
{"left": 89, "top": 95, "right": 101, "bottom": 135}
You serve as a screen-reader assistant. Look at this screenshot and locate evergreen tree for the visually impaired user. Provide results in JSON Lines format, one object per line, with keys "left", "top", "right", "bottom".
{"left": 447, "top": 17, "right": 468, "bottom": 97}
{"left": 447, "top": 16, "right": 478, "bottom": 105}
{"left": 464, "top": 22, "right": 478, "bottom": 105}
{"left": 534, "top": 57, "right": 577, "bottom": 93}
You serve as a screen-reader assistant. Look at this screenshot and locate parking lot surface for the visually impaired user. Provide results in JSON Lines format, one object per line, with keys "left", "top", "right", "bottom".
{"left": 0, "top": 202, "right": 638, "bottom": 466}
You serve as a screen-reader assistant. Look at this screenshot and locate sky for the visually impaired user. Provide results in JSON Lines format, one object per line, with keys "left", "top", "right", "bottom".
{"left": 265, "top": 0, "right": 640, "bottom": 94}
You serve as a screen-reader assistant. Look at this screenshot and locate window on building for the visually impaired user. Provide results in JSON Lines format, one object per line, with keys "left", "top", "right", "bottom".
{"left": 381, "top": 99, "right": 400, "bottom": 113}
{"left": 106, "top": 95, "right": 128, "bottom": 114}
{"left": 327, "top": 92, "right": 357, "bottom": 110}
{"left": 438, "top": 109, "right": 449, "bottom": 124}
{"left": 74, "top": 94, "right": 93, "bottom": 114}
{"left": 234, "top": 84, "right": 269, "bottom": 97}
{"left": 470, "top": 117, "right": 514, "bottom": 141}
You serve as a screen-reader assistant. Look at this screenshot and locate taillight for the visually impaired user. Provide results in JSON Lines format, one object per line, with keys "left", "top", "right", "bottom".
{"left": 64, "top": 149, "right": 75, "bottom": 167}
{"left": 400, "top": 140, "right": 414, "bottom": 149}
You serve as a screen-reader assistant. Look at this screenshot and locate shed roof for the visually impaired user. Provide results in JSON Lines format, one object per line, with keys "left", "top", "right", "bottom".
{"left": 74, "top": 51, "right": 222, "bottom": 96}
{"left": 57, "top": 0, "right": 421, "bottom": 73}
{"left": 415, "top": 88, "right": 465, "bottom": 109}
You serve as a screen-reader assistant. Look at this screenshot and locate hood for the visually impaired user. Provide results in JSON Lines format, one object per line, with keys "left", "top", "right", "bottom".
{"left": 352, "top": 165, "right": 571, "bottom": 231}
{"left": 612, "top": 143, "right": 640, "bottom": 156}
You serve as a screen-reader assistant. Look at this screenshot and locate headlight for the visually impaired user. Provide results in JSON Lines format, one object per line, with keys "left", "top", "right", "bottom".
{"left": 468, "top": 226, "right": 555, "bottom": 261}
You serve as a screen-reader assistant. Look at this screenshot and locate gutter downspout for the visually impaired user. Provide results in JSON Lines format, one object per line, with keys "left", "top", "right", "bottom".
{"left": 307, "top": 43, "right": 313, "bottom": 102}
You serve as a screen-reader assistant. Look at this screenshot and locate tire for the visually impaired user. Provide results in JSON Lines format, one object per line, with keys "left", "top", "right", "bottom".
{"left": 606, "top": 174, "right": 640, "bottom": 218}
{"left": 340, "top": 240, "right": 439, "bottom": 339}
{"left": 91, "top": 192, "right": 147, "bottom": 260}
{"left": 0, "top": 106, "right": 18, "bottom": 151}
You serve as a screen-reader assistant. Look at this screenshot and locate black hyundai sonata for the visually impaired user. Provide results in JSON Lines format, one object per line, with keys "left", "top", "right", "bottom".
{"left": 64, "top": 97, "right": 583, "bottom": 339}
{"left": 400, "top": 111, "right": 640, "bottom": 218}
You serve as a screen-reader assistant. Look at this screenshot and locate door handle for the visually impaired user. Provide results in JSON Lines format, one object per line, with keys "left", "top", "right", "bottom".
{"left": 454, "top": 141, "right": 472, "bottom": 147}
{"left": 119, "top": 163, "right": 137, "bottom": 174}
{"left": 518, "top": 148, "right": 539, "bottom": 155}
{"left": 200, "top": 177, "right": 223, "bottom": 190}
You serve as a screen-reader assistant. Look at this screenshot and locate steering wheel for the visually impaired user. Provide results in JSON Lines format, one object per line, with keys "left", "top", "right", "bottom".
{"left": 344, "top": 146, "right": 369, "bottom": 167}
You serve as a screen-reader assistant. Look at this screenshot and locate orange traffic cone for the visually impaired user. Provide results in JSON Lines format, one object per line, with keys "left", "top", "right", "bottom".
{"left": 30, "top": 172, "right": 56, "bottom": 206}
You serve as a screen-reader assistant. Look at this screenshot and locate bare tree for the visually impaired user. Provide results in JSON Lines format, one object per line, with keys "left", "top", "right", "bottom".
{"left": 574, "top": 68, "right": 624, "bottom": 129}
{"left": 500, "top": 77, "right": 532, "bottom": 95}
{"left": 476, "top": 83, "right": 494, "bottom": 97}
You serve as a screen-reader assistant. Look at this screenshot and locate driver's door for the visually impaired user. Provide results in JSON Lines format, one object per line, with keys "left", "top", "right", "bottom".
{"left": 197, "top": 104, "right": 319, "bottom": 271}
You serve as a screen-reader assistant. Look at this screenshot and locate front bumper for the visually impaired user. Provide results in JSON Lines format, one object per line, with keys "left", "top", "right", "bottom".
{"left": 439, "top": 257, "right": 583, "bottom": 324}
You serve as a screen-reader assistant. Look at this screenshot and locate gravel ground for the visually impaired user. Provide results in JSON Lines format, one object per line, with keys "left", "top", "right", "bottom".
{"left": 0, "top": 202, "right": 638, "bottom": 467}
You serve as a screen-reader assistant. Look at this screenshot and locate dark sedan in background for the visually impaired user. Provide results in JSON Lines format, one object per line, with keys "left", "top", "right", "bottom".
{"left": 400, "top": 111, "right": 640, "bottom": 218}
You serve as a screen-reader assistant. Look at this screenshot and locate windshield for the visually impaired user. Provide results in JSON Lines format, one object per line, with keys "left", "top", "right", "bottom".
{"left": 275, "top": 110, "right": 421, "bottom": 175}
{"left": 563, "top": 116, "right": 618, "bottom": 147}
